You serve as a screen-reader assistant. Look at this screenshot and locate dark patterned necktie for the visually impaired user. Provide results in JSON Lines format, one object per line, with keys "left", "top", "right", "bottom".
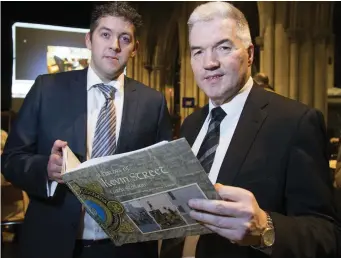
{"left": 160, "top": 106, "right": 226, "bottom": 258}
{"left": 197, "top": 106, "right": 227, "bottom": 173}
{"left": 91, "top": 83, "right": 117, "bottom": 158}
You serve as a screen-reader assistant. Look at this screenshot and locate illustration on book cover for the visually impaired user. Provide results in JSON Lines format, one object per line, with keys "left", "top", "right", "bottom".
{"left": 67, "top": 181, "right": 136, "bottom": 235}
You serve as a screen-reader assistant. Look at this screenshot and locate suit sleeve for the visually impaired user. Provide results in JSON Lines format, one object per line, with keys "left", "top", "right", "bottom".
{"left": 269, "top": 108, "right": 341, "bottom": 258}
{"left": 155, "top": 94, "right": 173, "bottom": 142}
{"left": 1, "top": 75, "right": 50, "bottom": 200}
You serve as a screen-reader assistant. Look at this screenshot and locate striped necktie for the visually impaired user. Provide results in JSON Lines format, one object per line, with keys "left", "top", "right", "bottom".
{"left": 160, "top": 107, "right": 226, "bottom": 258}
{"left": 196, "top": 106, "right": 226, "bottom": 173}
{"left": 91, "top": 83, "right": 117, "bottom": 158}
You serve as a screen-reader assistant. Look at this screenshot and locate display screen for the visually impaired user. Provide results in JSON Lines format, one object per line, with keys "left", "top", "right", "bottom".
{"left": 12, "top": 22, "right": 90, "bottom": 98}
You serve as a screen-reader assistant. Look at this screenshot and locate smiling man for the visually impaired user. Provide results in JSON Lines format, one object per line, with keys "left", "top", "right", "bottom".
{"left": 161, "top": 2, "right": 340, "bottom": 258}
{"left": 2, "top": 2, "right": 172, "bottom": 258}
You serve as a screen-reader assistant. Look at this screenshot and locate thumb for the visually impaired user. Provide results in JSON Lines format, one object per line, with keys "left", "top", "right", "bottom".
{"left": 214, "top": 184, "right": 247, "bottom": 202}
{"left": 51, "top": 140, "right": 68, "bottom": 154}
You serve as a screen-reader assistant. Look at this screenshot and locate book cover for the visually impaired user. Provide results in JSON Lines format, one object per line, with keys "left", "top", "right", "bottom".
{"left": 61, "top": 138, "right": 218, "bottom": 246}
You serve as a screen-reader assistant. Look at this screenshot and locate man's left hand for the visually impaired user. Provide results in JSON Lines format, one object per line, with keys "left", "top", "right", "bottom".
{"left": 188, "top": 183, "right": 268, "bottom": 246}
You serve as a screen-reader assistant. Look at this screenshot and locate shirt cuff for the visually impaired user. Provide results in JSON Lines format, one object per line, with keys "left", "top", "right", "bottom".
{"left": 46, "top": 180, "right": 58, "bottom": 197}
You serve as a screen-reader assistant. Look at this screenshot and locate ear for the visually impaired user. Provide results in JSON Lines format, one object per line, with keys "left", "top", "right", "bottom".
{"left": 85, "top": 32, "right": 92, "bottom": 50}
{"left": 131, "top": 40, "right": 139, "bottom": 58}
{"left": 247, "top": 44, "right": 254, "bottom": 67}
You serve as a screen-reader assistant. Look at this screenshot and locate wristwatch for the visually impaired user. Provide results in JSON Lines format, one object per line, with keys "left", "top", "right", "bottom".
{"left": 260, "top": 212, "right": 275, "bottom": 247}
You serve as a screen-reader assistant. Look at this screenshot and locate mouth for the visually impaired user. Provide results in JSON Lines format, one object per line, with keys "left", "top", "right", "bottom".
{"left": 104, "top": 56, "right": 120, "bottom": 64}
{"left": 104, "top": 56, "right": 119, "bottom": 60}
{"left": 204, "top": 74, "right": 223, "bottom": 82}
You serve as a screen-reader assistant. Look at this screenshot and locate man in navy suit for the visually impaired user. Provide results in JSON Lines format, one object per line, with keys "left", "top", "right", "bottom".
{"left": 161, "top": 2, "right": 340, "bottom": 258}
{"left": 2, "top": 2, "right": 172, "bottom": 258}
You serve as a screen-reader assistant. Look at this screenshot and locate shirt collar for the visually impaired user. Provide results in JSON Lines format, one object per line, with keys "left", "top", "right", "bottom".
{"left": 208, "top": 76, "right": 253, "bottom": 119}
{"left": 87, "top": 65, "right": 124, "bottom": 94}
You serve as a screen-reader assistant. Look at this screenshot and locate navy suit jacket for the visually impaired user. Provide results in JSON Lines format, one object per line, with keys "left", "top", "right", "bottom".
{"left": 179, "top": 85, "right": 341, "bottom": 258}
{"left": 2, "top": 68, "right": 173, "bottom": 258}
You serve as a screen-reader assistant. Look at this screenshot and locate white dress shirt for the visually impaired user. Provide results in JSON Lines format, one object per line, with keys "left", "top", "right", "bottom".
{"left": 47, "top": 65, "right": 124, "bottom": 240}
{"left": 183, "top": 77, "right": 253, "bottom": 258}
{"left": 191, "top": 76, "right": 253, "bottom": 184}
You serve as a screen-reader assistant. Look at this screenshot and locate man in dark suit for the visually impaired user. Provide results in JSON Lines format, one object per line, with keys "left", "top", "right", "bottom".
{"left": 2, "top": 2, "right": 172, "bottom": 258}
{"left": 161, "top": 2, "right": 340, "bottom": 258}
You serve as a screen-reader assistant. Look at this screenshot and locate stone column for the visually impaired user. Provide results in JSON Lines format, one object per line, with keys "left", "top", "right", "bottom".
{"left": 141, "top": 55, "right": 150, "bottom": 87}
{"left": 262, "top": 2, "right": 275, "bottom": 86}
{"left": 197, "top": 87, "right": 208, "bottom": 108}
{"left": 126, "top": 58, "right": 134, "bottom": 78}
{"left": 133, "top": 53, "right": 141, "bottom": 83}
{"left": 326, "top": 34, "right": 335, "bottom": 89}
{"left": 313, "top": 33, "right": 327, "bottom": 118}
{"left": 255, "top": 36, "right": 264, "bottom": 74}
{"left": 298, "top": 32, "right": 314, "bottom": 107}
{"left": 287, "top": 29, "right": 300, "bottom": 101}
{"left": 178, "top": 2, "right": 199, "bottom": 122}
{"left": 144, "top": 64, "right": 153, "bottom": 88}
{"left": 153, "top": 66, "right": 162, "bottom": 92}
{"left": 274, "top": 2, "right": 289, "bottom": 97}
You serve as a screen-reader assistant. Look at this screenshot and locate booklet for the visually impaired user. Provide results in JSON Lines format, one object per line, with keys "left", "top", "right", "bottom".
{"left": 61, "top": 138, "right": 218, "bottom": 246}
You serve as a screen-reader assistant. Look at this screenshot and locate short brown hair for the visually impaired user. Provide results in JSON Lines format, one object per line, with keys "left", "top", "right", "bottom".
{"left": 90, "top": 2, "right": 143, "bottom": 37}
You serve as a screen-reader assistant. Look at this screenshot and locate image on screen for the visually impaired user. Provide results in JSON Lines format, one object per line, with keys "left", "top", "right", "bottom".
{"left": 47, "top": 46, "right": 90, "bottom": 74}
{"left": 12, "top": 22, "right": 89, "bottom": 98}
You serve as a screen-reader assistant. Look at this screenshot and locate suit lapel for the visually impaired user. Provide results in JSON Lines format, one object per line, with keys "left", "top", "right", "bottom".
{"left": 116, "top": 76, "right": 139, "bottom": 153}
{"left": 68, "top": 68, "right": 87, "bottom": 162}
{"left": 217, "top": 85, "right": 269, "bottom": 185}
{"left": 184, "top": 105, "right": 209, "bottom": 147}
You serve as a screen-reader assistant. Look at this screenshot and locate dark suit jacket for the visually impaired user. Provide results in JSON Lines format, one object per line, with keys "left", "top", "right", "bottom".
{"left": 1, "top": 68, "right": 173, "bottom": 258}
{"left": 180, "top": 85, "right": 341, "bottom": 258}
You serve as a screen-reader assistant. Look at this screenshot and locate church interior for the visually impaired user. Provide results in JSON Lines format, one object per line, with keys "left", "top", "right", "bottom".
{"left": 1, "top": 1, "right": 341, "bottom": 257}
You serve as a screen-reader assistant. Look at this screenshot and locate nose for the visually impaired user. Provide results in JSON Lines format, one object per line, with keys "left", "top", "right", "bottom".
{"left": 110, "top": 37, "right": 121, "bottom": 52}
{"left": 203, "top": 51, "right": 220, "bottom": 70}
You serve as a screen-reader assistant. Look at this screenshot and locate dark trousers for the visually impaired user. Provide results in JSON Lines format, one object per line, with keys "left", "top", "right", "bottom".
{"left": 73, "top": 240, "right": 158, "bottom": 258}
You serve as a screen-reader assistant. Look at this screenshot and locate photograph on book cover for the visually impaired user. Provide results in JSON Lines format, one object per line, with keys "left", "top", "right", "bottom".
{"left": 167, "top": 184, "right": 208, "bottom": 225}
{"left": 123, "top": 183, "right": 208, "bottom": 234}
{"left": 124, "top": 201, "right": 161, "bottom": 233}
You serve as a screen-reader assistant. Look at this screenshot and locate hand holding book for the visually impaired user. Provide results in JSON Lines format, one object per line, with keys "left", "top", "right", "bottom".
{"left": 61, "top": 138, "right": 219, "bottom": 246}
{"left": 47, "top": 140, "right": 68, "bottom": 184}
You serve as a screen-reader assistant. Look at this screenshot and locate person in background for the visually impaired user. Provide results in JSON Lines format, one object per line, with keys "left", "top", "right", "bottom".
{"left": 253, "top": 72, "right": 274, "bottom": 92}
{"left": 334, "top": 144, "right": 341, "bottom": 188}
{"left": 1, "top": 129, "right": 28, "bottom": 243}
{"left": 1, "top": 2, "right": 172, "bottom": 258}
{"left": 1, "top": 129, "right": 8, "bottom": 154}
{"left": 1, "top": 129, "right": 9, "bottom": 183}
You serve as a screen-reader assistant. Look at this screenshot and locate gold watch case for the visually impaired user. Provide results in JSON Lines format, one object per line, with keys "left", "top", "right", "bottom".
{"left": 261, "top": 227, "right": 275, "bottom": 247}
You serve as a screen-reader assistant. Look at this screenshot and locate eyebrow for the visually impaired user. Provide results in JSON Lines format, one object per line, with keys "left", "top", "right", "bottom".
{"left": 98, "top": 26, "right": 112, "bottom": 33}
{"left": 213, "top": 39, "right": 232, "bottom": 47}
{"left": 190, "top": 39, "right": 232, "bottom": 52}
{"left": 98, "top": 26, "right": 132, "bottom": 37}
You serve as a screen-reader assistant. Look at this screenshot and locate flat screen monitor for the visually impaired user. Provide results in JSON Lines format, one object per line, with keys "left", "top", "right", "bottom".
{"left": 12, "top": 22, "right": 90, "bottom": 98}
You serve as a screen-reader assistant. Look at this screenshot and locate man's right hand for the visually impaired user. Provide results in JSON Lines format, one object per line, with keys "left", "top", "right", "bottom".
{"left": 47, "top": 140, "right": 67, "bottom": 183}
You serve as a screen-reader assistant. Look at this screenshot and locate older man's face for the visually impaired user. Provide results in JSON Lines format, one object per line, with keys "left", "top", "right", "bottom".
{"left": 189, "top": 18, "right": 253, "bottom": 105}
